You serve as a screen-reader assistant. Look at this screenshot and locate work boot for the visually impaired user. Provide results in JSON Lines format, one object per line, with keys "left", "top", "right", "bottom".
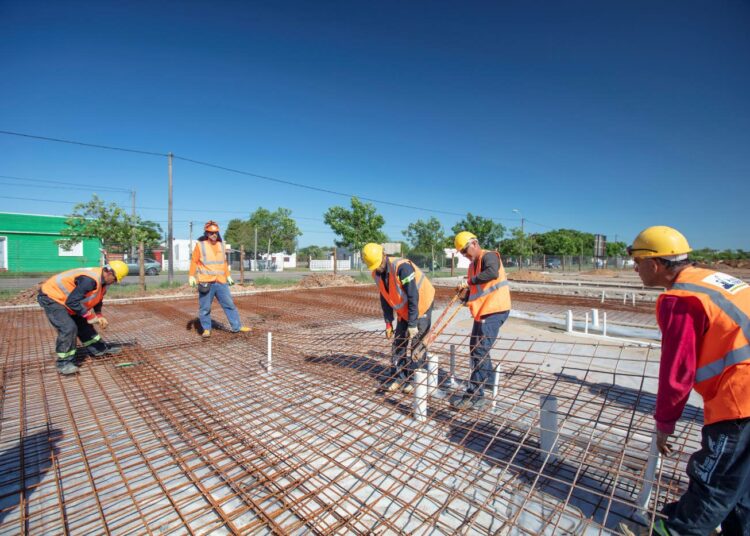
{"left": 401, "top": 383, "right": 414, "bottom": 394}
{"left": 617, "top": 520, "right": 649, "bottom": 536}
{"left": 450, "top": 392, "right": 487, "bottom": 411}
{"left": 88, "top": 342, "right": 123, "bottom": 357}
{"left": 382, "top": 380, "right": 401, "bottom": 393}
{"left": 56, "top": 359, "right": 80, "bottom": 375}
{"left": 235, "top": 326, "right": 251, "bottom": 333}
{"left": 202, "top": 330, "right": 211, "bottom": 338}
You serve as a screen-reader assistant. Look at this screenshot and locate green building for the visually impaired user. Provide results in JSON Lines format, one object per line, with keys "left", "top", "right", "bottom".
{"left": 0, "top": 212, "right": 102, "bottom": 273}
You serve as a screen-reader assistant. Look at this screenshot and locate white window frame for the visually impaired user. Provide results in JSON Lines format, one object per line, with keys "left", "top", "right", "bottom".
{"left": 58, "top": 241, "right": 84, "bottom": 257}
{"left": 0, "top": 236, "right": 7, "bottom": 270}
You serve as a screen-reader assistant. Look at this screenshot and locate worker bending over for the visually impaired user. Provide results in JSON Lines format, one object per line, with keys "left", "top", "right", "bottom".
{"left": 37, "top": 261, "right": 128, "bottom": 375}
{"left": 189, "top": 220, "right": 250, "bottom": 337}
{"left": 620, "top": 226, "right": 749, "bottom": 536}
{"left": 362, "top": 243, "right": 435, "bottom": 394}
{"left": 450, "top": 231, "right": 511, "bottom": 410}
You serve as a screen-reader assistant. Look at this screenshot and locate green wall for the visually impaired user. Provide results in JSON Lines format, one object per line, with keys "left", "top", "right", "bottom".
{"left": 0, "top": 212, "right": 102, "bottom": 273}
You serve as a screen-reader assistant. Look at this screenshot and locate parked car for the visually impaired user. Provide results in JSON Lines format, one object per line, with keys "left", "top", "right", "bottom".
{"left": 126, "top": 257, "right": 161, "bottom": 276}
{"left": 545, "top": 258, "right": 561, "bottom": 269}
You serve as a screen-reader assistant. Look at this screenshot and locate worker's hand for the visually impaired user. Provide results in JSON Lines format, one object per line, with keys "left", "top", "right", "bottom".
{"left": 189, "top": 276, "right": 197, "bottom": 287}
{"left": 96, "top": 316, "right": 109, "bottom": 330}
{"left": 656, "top": 430, "right": 673, "bottom": 456}
{"left": 385, "top": 323, "right": 393, "bottom": 339}
{"left": 83, "top": 311, "right": 99, "bottom": 325}
{"left": 227, "top": 276, "right": 235, "bottom": 286}
{"left": 407, "top": 326, "right": 419, "bottom": 339}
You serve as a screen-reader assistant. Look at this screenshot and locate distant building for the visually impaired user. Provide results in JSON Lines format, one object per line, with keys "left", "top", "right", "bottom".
{"left": 382, "top": 242, "right": 402, "bottom": 255}
{"left": 0, "top": 212, "right": 102, "bottom": 273}
{"left": 444, "top": 248, "right": 470, "bottom": 269}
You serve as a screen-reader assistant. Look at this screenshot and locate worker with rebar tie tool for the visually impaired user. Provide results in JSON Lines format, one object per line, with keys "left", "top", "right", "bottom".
{"left": 362, "top": 243, "right": 435, "bottom": 394}
{"left": 37, "top": 261, "right": 128, "bottom": 375}
{"left": 450, "top": 231, "right": 512, "bottom": 411}
{"left": 618, "top": 226, "right": 750, "bottom": 536}
{"left": 189, "top": 220, "right": 251, "bottom": 338}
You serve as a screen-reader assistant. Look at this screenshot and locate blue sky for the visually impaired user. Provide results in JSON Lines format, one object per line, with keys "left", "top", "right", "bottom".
{"left": 1, "top": 1, "right": 748, "bottom": 250}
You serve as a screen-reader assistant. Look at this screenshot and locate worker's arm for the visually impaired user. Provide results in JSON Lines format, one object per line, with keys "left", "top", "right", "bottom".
{"left": 470, "top": 252, "right": 499, "bottom": 284}
{"left": 65, "top": 275, "right": 98, "bottom": 317}
{"left": 655, "top": 295, "right": 708, "bottom": 436}
{"left": 397, "top": 263, "right": 419, "bottom": 327}
{"left": 189, "top": 244, "right": 201, "bottom": 278}
{"left": 377, "top": 270, "right": 395, "bottom": 325}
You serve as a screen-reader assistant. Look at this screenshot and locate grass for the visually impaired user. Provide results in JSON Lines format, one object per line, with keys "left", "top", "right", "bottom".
{"left": 106, "top": 281, "right": 185, "bottom": 298}
{"left": 0, "top": 289, "right": 24, "bottom": 301}
{"left": 250, "top": 277, "right": 299, "bottom": 288}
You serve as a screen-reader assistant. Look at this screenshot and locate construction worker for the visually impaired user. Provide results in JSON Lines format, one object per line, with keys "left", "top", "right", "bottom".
{"left": 362, "top": 243, "right": 435, "bottom": 394}
{"left": 188, "top": 220, "right": 250, "bottom": 337}
{"left": 37, "top": 261, "right": 128, "bottom": 375}
{"left": 450, "top": 231, "right": 511, "bottom": 410}
{"left": 619, "top": 226, "right": 750, "bottom": 536}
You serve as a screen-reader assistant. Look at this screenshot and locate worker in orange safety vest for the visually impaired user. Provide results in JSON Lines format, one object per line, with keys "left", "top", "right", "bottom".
{"left": 362, "top": 242, "right": 435, "bottom": 394}
{"left": 619, "top": 226, "right": 750, "bottom": 536}
{"left": 449, "top": 231, "right": 511, "bottom": 411}
{"left": 37, "top": 261, "right": 128, "bottom": 375}
{"left": 188, "top": 220, "right": 250, "bottom": 338}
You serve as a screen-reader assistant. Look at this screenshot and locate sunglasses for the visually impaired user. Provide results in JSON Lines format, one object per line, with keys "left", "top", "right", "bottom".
{"left": 626, "top": 246, "right": 657, "bottom": 256}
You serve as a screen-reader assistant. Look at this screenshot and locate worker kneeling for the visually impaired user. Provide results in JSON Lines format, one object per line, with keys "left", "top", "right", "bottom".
{"left": 362, "top": 243, "right": 435, "bottom": 394}
{"left": 37, "top": 261, "right": 128, "bottom": 375}
{"left": 188, "top": 220, "right": 250, "bottom": 337}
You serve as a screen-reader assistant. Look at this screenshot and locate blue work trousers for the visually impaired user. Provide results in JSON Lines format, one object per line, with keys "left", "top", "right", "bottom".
{"left": 468, "top": 310, "right": 509, "bottom": 397}
{"left": 198, "top": 282, "right": 241, "bottom": 332}
{"left": 660, "top": 416, "right": 750, "bottom": 536}
{"left": 390, "top": 306, "right": 433, "bottom": 382}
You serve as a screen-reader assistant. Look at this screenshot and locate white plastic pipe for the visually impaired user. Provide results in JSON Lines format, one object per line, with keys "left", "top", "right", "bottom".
{"left": 601, "top": 290, "right": 605, "bottom": 303}
{"left": 449, "top": 344, "right": 456, "bottom": 387}
{"left": 591, "top": 308, "right": 600, "bottom": 329}
{"left": 584, "top": 313, "right": 590, "bottom": 334}
{"left": 566, "top": 310, "right": 574, "bottom": 333}
{"left": 491, "top": 364, "right": 501, "bottom": 409}
{"left": 540, "top": 395, "right": 559, "bottom": 463}
{"left": 634, "top": 430, "right": 662, "bottom": 523}
{"left": 632, "top": 293, "right": 636, "bottom": 306}
{"left": 413, "top": 368, "right": 427, "bottom": 422}
{"left": 602, "top": 312, "right": 608, "bottom": 336}
{"left": 427, "top": 353, "right": 438, "bottom": 395}
{"left": 267, "top": 332, "right": 272, "bottom": 373}
{"left": 623, "top": 293, "right": 628, "bottom": 305}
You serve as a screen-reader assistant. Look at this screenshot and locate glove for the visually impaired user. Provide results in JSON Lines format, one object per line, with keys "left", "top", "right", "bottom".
{"left": 385, "top": 323, "right": 393, "bottom": 339}
{"left": 189, "top": 276, "right": 197, "bottom": 287}
{"left": 227, "top": 276, "right": 235, "bottom": 286}
{"left": 96, "top": 315, "right": 109, "bottom": 330}
{"left": 407, "top": 326, "right": 419, "bottom": 339}
{"left": 83, "top": 312, "right": 99, "bottom": 325}
{"left": 456, "top": 279, "right": 469, "bottom": 291}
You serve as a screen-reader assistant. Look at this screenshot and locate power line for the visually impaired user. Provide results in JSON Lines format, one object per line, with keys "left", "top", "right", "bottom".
{"left": 0, "top": 130, "right": 167, "bottom": 157}
{"left": 0, "top": 175, "right": 132, "bottom": 194}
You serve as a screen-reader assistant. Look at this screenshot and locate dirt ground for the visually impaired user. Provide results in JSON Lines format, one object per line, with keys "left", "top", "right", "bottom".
{"left": 295, "top": 273, "right": 359, "bottom": 288}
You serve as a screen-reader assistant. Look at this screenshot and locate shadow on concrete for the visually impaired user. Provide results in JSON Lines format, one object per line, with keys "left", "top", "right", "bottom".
{"left": 0, "top": 428, "right": 63, "bottom": 526}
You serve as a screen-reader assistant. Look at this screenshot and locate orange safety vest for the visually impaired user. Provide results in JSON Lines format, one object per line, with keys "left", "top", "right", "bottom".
{"left": 40, "top": 267, "right": 106, "bottom": 314}
{"left": 192, "top": 240, "right": 228, "bottom": 283}
{"left": 373, "top": 257, "right": 435, "bottom": 321}
{"left": 466, "top": 250, "right": 511, "bottom": 320}
{"left": 657, "top": 266, "right": 750, "bottom": 425}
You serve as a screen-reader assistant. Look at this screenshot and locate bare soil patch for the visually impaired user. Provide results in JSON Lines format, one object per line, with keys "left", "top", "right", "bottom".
{"left": 296, "top": 274, "right": 358, "bottom": 288}
{"left": 506, "top": 270, "right": 550, "bottom": 282}
{"left": 580, "top": 269, "right": 620, "bottom": 277}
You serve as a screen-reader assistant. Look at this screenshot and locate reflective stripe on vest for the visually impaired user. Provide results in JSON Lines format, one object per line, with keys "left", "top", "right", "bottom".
{"left": 373, "top": 258, "right": 434, "bottom": 319}
{"left": 44, "top": 268, "right": 104, "bottom": 311}
{"left": 671, "top": 281, "right": 750, "bottom": 382}
{"left": 467, "top": 279, "right": 509, "bottom": 302}
{"left": 197, "top": 241, "right": 226, "bottom": 276}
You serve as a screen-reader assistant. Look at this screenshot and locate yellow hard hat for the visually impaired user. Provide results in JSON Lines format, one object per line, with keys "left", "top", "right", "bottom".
{"left": 454, "top": 231, "right": 477, "bottom": 251}
{"left": 362, "top": 243, "right": 384, "bottom": 271}
{"left": 107, "top": 260, "right": 129, "bottom": 282}
{"left": 628, "top": 226, "right": 692, "bottom": 258}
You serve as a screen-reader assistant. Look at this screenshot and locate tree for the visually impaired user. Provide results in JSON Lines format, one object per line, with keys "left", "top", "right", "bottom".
{"left": 323, "top": 197, "right": 387, "bottom": 256}
{"left": 403, "top": 217, "right": 445, "bottom": 271}
{"left": 298, "top": 245, "right": 329, "bottom": 260}
{"left": 606, "top": 241, "right": 627, "bottom": 257}
{"left": 224, "top": 207, "right": 302, "bottom": 255}
{"left": 58, "top": 194, "right": 162, "bottom": 253}
{"left": 451, "top": 213, "right": 506, "bottom": 249}
{"left": 534, "top": 229, "right": 593, "bottom": 256}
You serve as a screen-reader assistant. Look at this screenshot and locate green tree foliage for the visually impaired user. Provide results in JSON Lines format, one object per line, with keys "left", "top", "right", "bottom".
{"left": 59, "top": 194, "right": 162, "bottom": 252}
{"left": 451, "top": 213, "right": 506, "bottom": 249}
{"left": 534, "top": 229, "right": 594, "bottom": 255}
{"left": 224, "top": 208, "right": 302, "bottom": 255}
{"left": 298, "top": 245, "right": 330, "bottom": 260}
{"left": 403, "top": 217, "right": 445, "bottom": 270}
{"left": 323, "top": 197, "right": 387, "bottom": 254}
{"left": 690, "top": 248, "right": 750, "bottom": 262}
{"left": 606, "top": 241, "right": 627, "bottom": 257}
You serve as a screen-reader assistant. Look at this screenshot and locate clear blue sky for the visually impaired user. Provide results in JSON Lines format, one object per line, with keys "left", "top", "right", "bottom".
{"left": 1, "top": 1, "right": 748, "bottom": 250}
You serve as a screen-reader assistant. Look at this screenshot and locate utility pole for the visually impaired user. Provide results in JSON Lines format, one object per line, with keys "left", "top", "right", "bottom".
{"left": 167, "top": 152, "right": 174, "bottom": 284}
{"left": 189, "top": 221, "right": 193, "bottom": 253}
{"left": 513, "top": 209, "right": 525, "bottom": 265}
{"left": 253, "top": 227, "right": 258, "bottom": 272}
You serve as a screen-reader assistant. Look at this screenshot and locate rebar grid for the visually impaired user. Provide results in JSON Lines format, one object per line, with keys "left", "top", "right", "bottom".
{"left": 0, "top": 287, "right": 699, "bottom": 535}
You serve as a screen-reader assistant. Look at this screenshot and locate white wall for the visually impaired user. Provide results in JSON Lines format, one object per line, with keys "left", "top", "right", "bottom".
{"left": 444, "top": 248, "right": 470, "bottom": 269}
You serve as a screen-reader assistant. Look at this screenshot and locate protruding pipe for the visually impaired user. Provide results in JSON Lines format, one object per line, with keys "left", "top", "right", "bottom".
{"left": 623, "top": 293, "right": 628, "bottom": 305}
{"left": 427, "top": 353, "right": 438, "bottom": 395}
{"left": 540, "top": 395, "right": 559, "bottom": 463}
{"left": 413, "top": 368, "right": 427, "bottom": 422}
{"left": 602, "top": 312, "right": 608, "bottom": 336}
{"left": 634, "top": 429, "right": 662, "bottom": 523}
{"left": 566, "top": 310, "right": 574, "bottom": 333}
{"left": 632, "top": 293, "right": 636, "bottom": 306}
{"left": 491, "top": 364, "right": 501, "bottom": 409}
{"left": 584, "top": 312, "right": 590, "bottom": 334}
{"left": 267, "top": 332, "right": 272, "bottom": 373}
{"left": 449, "top": 344, "right": 456, "bottom": 387}
{"left": 601, "top": 290, "right": 605, "bottom": 303}
{"left": 591, "top": 308, "right": 600, "bottom": 329}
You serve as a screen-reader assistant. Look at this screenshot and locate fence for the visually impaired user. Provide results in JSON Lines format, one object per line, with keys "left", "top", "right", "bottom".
{"left": 310, "top": 259, "right": 351, "bottom": 271}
